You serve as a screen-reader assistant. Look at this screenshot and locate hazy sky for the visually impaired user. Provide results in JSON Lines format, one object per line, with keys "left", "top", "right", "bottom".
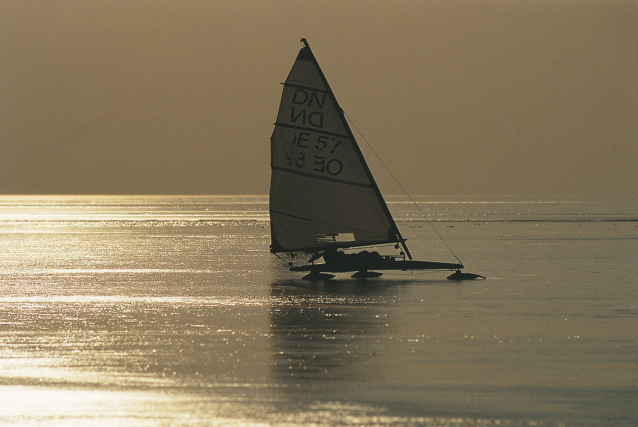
{"left": 1, "top": 1, "right": 636, "bottom": 195}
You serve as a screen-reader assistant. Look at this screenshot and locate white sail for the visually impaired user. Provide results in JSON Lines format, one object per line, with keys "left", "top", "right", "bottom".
{"left": 269, "top": 40, "right": 408, "bottom": 255}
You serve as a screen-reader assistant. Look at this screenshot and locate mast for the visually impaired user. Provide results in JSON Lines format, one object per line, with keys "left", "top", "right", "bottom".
{"left": 298, "top": 39, "right": 412, "bottom": 260}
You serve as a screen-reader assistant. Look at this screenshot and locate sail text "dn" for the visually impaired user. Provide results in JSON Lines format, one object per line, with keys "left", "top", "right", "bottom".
{"left": 290, "top": 89, "right": 325, "bottom": 129}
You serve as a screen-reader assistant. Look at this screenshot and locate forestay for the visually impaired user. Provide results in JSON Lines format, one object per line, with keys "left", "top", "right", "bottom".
{"left": 269, "top": 39, "right": 408, "bottom": 256}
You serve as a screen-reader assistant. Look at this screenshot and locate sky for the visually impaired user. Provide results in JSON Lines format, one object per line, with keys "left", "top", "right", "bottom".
{"left": 1, "top": 0, "right": 636, "bottom": 195}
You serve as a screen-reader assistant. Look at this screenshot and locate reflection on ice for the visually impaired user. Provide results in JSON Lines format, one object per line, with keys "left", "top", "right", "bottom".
{"left": 0, "top": 386, "right": 276, "bottom": 426}
{"left": 270, "top": 292, "right": 379, "bottom": 383}
{"left": 0, "top": 387, "right": 546, "bottom": 427}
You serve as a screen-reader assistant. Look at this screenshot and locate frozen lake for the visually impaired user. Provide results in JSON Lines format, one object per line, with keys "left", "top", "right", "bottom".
{"left": 0, "top": 195, "right": 636, "bottom": 426}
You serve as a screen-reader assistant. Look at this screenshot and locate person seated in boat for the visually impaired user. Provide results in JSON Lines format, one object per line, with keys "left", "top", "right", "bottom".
{"left": 322, "top": 247, "right": 346, "bottom": 266}
{"left": 354, "top": 250, "right": 382, "bottom": 261}
{"left": 354, "top": 250, "right": 383, "bottom": 268}
{"left": 323, "top": 248, "right": 383, "bottom": 268}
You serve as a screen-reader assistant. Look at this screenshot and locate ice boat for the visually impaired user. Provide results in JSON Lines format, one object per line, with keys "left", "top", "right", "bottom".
{"left": 269, "top": 39, "right": 482, "bottom": 281}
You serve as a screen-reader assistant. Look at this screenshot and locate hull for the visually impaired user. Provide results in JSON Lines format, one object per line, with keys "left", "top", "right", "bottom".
{"left": 290, "top": 255, "right": 462, "bottom": 274}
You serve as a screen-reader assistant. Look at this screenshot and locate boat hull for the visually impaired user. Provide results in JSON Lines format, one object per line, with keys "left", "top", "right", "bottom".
{"left": 290, "top": 257, "right": 462, "bottom": 274}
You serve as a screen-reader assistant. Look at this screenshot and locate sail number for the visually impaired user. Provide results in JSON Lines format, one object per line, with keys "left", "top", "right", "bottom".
{"left": 281, "top": 129, "right": 343, "bottom": 176}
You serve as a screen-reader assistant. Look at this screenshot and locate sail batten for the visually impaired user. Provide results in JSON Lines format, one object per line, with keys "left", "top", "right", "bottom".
{"left": 274, "top": 122, "right": 349, "bottom": 139}
{"left": 282, "top": 82, "right": 331, "bottom": 94}
{"left": 270, "top": 40, "right": 407, "bottom": 255}
{"left": 271, "top": 166, "right": 375, "bottom": 189}
{"left": 271, "top": 209, "right": 393, "bottom": 237}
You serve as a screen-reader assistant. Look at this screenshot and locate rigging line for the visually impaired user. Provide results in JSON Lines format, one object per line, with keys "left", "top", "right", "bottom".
{"left": 343, "top": 112, "right": 463, "bottom": 266}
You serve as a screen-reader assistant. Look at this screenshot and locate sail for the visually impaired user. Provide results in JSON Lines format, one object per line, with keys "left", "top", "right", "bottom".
{"left": 270, "top": 40, "right": 409, "bottom": 256}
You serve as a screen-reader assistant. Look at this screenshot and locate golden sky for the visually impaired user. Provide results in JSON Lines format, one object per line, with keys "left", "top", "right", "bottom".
{"left": 1, "top": 1, "right": 636, "bottom": 195}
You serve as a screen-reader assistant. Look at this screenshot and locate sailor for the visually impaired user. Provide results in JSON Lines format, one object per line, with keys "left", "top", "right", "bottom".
{"left": 322, "top": 248, "right": 349, "bottom": 266}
